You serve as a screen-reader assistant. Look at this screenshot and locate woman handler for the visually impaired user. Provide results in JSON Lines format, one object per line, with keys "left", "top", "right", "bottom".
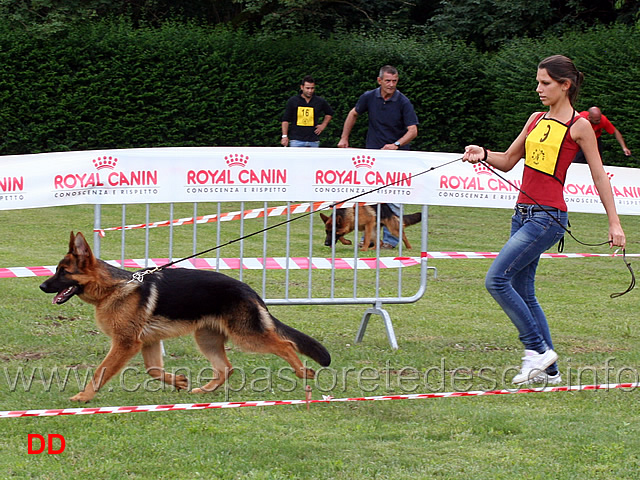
{"left": 463, "top": 55, "right": 626, "bottom": 385}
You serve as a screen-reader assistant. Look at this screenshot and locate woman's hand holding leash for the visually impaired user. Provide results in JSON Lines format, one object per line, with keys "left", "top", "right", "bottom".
{"left": 463, "top": 145, "right": 486, "bottom": 164}
{"left": 608, "top": 224, "right": 626, "bottom": 249}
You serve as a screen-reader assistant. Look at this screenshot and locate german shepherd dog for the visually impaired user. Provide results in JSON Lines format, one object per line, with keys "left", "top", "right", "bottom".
{"left": 40, "top": 232, "right": 331, "bottom": 403}
{"left": 319, "top": 204, "right": 422, "bottom": 251}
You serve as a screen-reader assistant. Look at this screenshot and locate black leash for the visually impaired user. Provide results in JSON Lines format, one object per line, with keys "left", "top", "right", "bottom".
{"left": 479, "top": 160, "right": 635, "bottom": 298}
{"left": 128, "top": 153, "right": 634, "bottom": 298}
{"left": 129, "top": 156, "right": 463, "bottom": 283}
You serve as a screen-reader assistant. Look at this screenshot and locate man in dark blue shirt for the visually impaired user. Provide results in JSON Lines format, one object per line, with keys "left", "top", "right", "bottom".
{"left": 338, "top": 65, "right": 419, "bottom": 248}
{"left": 338, "top": 65, "right": 418, "bottom": 150}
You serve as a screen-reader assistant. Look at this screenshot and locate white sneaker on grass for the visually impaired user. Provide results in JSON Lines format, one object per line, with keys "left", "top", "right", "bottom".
{"left": 522, "top": 372, "right": 562, "bottom": 386}
{"left": 512, "top": 349, "right": 558, "bottom": 385}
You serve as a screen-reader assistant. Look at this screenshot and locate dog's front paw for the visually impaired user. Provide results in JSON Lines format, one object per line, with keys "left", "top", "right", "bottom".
{"left": 70, "top": 391, "right": 94, "bottom": 403}
{"left": 174, "top": 374, "right": 189, "bottom": 390}
{"left": 190, "top": 387, "right": 206, "bottom": 394}
{"left": 358, "top": 241, "right": 375, "bottom": 251}
{"left": 190, "top": 383, "right": 223, "bottom": 394}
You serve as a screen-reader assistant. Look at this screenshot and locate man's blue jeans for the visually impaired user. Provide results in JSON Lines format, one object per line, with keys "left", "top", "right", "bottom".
{"left": 289, "top": 140, "right": 320, "bottom": 148}
{"left": 382, "top": 203, "right": 401, "bottom": 247}
{"left": 485, "top": 205, "right": 568, "bottom": 362}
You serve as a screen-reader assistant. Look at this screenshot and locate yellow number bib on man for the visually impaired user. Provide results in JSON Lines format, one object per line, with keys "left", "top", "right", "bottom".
{"left": 297, "top": 106, "right": 314, "bottom": 127}
{"left": 525, "top": 118, "right": 569, "bottom": 177}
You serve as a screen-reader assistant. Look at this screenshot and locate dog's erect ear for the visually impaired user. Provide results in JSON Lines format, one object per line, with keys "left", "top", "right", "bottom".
{"left": 71, "top": 232, "right": 94, "bottom": 259}
{"left": 319, "top": 212, "right": 330, "bottom": 224}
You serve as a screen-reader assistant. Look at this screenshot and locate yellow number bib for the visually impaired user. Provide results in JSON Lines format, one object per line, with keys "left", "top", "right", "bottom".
{"left": 297, "top": 106, "right": 314, "bottom": 127}
{"left": 525, "top": 118, "right": 569, "bottom": 176}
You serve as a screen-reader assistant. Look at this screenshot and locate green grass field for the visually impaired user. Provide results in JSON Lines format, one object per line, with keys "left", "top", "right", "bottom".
{"left": 1, "top": 203, "right": 640, "bottom": 479}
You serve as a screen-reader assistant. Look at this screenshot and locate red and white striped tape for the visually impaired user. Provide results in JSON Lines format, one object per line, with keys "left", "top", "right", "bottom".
{"left": 0, "top": 256, "right": 418, "bottom": 279}
{"left": 1, "top": 252, "right": 633, "bottom": 279}
{"left": 2, "top": 382, "right": 637, "bottom": 418}
{"left": 94, "top": 201, "right": 375, "bottom": 236}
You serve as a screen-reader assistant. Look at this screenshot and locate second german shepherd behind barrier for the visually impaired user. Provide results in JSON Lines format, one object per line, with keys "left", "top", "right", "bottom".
{"left": 40, "top": 232, "right": 331, "bottom": 403}
{"left": 319, "top": 204, "right": 422, "bottom": 251}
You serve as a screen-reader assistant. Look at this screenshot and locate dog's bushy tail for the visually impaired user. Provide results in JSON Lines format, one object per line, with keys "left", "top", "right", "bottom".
{"left": 273, "top": 317, "right": 331, "bottom": 366}
{"left": 402, "top": 212, "right": 422, "bottom": 226}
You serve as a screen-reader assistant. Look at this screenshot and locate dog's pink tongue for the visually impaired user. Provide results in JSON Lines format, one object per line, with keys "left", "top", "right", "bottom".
{"left": 52, "top": 288, "right": 70, "bottom": 304}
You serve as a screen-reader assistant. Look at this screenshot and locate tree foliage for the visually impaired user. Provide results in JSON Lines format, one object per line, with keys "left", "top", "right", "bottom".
{"left": 428, "top": 0, "right": 640, "bottom": 50}
{"left": 0, "top": 0, "right": 638, "bottom": 44}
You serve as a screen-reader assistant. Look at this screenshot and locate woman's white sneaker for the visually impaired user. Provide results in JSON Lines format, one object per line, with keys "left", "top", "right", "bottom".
{"left": 523, "top": 372, "right": 562, "bottom": 386}
{"left": 512, "top": 349, "right": 558, "bottom": 384}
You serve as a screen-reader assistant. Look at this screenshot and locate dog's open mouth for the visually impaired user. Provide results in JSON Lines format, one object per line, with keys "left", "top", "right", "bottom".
{"left": 53, "top": 286, "right": 78, "bottom": 305}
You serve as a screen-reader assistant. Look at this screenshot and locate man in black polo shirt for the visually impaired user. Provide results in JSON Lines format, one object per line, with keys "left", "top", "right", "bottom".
{"left": 338, "top": 65, "right": 419, "bottom": 248}
{"left": 281, "top": 75, "right": 334, "bottom": 147}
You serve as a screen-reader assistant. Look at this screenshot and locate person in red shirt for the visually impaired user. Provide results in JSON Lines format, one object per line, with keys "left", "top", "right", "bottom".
{"left": 573, "top": 106, "right": 632, "bottom": 163}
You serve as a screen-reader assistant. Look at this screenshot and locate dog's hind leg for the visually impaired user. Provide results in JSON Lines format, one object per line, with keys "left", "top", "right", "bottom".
{"left": 400, "top": 231, "right": 412, "bottom": 249}
{"left": 384, "top": 216, "right": 413, "bottom": 249}
{"left": 142, "top": 342, "right": 189, "bottom": 391}
{"left": 237, "top": 329, "right": 316, "bottom": 380}
{"left": 191, "top": 328, "right": 233, "bottom": 394}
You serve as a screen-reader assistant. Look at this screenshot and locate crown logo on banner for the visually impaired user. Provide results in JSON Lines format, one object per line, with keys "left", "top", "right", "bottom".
{"left": 352, "top": 155, "right": 375, "bottom": 169}
{"left": 225, "top": 154, "right": 249, "bottom": 168}
{"left": 473, "top": 162, "right": 494, "bottom": 176}
{"left": 606, "top": 171, "right": 614, "bottom": 180}
{"left": 92, "top": 156, "right": 118, "bottom": 170}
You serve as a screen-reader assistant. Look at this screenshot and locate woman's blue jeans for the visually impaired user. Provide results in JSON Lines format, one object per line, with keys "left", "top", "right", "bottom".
{"left": 485, "top": 205, "right": 568, "bottom": 363}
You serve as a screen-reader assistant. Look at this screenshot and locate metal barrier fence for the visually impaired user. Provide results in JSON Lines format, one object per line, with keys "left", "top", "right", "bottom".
{"left": 92, "top": 201, "right": 434, "bottom": 349}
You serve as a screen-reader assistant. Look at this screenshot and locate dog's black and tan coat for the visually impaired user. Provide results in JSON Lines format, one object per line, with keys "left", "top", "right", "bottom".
{"left": 320, "top": 203, "right": 422, "bottom": 251}
{"left": 40, "top": 232, "right": 330, "bottom": 402}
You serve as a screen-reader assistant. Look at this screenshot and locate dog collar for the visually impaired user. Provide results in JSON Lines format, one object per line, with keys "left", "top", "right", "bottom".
{"left": 128, "top": 266, "right": 161, "bottom": 284}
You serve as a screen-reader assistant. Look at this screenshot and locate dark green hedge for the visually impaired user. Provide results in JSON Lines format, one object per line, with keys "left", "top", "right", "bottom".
{"left": 486, "top": 24, "right": 640, "bottom": 166}
{"left": 0, "top": 21, "right": 638, "bottom": 166}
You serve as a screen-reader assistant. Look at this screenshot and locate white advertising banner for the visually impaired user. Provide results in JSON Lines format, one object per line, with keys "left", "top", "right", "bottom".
{"left": 1, "top": 146, "right": 639, "bottom": 214}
